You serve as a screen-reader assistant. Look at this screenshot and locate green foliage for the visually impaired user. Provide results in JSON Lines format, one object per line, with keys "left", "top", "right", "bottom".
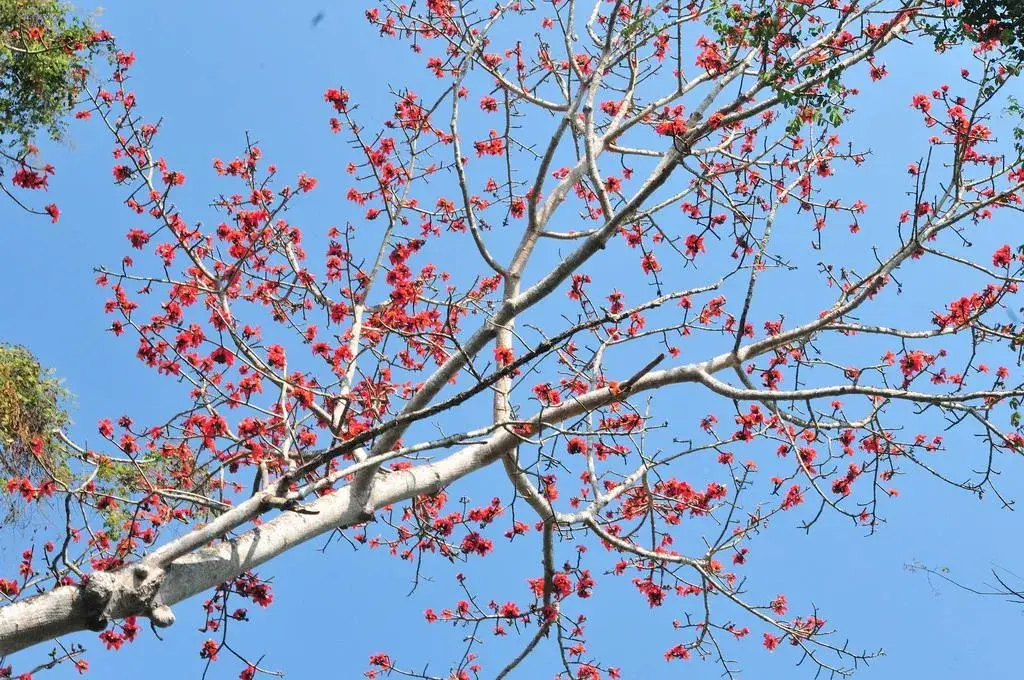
{"left": 959, "top": 0, "right": 1024, "bottom": 45}
{"left": 1008, "top": 94, "right": 1024, "bottom": 156}
{"left": 0, "top": 0, "right": 99, "bottom": 157}
{"left": 0, "top": 343, "right": 70, "bottom": 483}
{"left": 923, "top": 0, "right": 1024, "bottom": 61}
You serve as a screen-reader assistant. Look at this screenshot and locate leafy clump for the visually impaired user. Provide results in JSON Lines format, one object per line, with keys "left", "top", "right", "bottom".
{"left": 924, "top": 0, "right": 1024, "bottom": 61}
{"left": 959, "top": 0, "right": 1024, "bottom": 46}
{"left": 0, "top": 0, "right": 102, "bottom": 157}
{"left": 0, "top": 343, "right": 70, "bottom": 485}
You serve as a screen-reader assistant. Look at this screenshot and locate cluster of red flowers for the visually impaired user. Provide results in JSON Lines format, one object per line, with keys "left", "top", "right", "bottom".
{"left": 98, "top": 616, "right": 140, "bottom": 651}
{"left": 473, "top": 129, "right": 505, "bottom": 156}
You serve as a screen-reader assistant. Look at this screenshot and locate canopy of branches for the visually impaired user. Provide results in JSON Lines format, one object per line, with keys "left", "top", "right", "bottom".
{"left": 2, "top": 1, "right": 1024, "bottom": 679}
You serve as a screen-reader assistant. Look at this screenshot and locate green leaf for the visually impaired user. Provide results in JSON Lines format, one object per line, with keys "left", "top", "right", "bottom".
{"left": 0, "top": 0, "right": 105, "bottom": 157}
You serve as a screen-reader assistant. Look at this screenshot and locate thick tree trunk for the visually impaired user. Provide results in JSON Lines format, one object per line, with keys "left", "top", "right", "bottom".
{"left": 0, "top": 361, "right": 710, "bottom": 656}
{"left": 0, "top": 435, "right": 502, "bottom": 656}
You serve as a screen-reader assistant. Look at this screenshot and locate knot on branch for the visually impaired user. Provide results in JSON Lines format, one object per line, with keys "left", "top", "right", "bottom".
{"left": 80, "top": 564, "right": 174, "bottom": 631}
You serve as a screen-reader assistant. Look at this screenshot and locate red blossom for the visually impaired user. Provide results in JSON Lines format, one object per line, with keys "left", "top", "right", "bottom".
{"left": 684, "top": 234, "right": 705, "bottom": 257}
{"left": 199, "top": 639, "right": 219, "bottom": 661}
{"left": 473, "top": 130, "right": 505, "bottom": 157}
{"left": 993, "top": 244, "right": 1013, "bottom": 268}
{"left": 324, "top": 88, "right": 350, "bottom": 112}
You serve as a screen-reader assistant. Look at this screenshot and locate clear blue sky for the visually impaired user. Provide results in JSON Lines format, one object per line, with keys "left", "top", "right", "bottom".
{"left": 2, "top": 2, "right": 1024, "bottom": 678}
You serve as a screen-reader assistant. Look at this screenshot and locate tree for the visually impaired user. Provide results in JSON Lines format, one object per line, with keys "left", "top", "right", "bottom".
{"left": 957, "top": 0, "right": 1024, "bottom": 44}
{"left": 1, "top": 1, "right": 1024, "bottom": 678}
{"left": 0, "top": 0, "right": 110, "bottom": 219}
{"left": 0, "top": 0, "right": 106, "bottom": 518}
{"left": 0, "top": 343, "right": 70, "bottom": 520}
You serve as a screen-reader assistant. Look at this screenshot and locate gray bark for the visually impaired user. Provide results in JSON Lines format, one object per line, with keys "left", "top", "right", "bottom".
{"left": 0, "top": 431, "right": 502, "bottom": 656}
{"left": 0, "top": 359, "right": 708, "bottom": 656}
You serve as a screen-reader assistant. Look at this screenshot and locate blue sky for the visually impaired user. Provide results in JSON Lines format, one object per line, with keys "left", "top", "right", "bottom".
{"left": 2, "top": 2, "right": 1024, "bottom": 678}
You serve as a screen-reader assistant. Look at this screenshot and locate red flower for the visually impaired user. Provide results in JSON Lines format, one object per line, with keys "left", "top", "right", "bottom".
{"left": 550, "top": 572, "right": 573, "bottom": 597}
{"left": 460, "top": 532, "right": 493, "bottom": 556}
{"left": 199, "top": 639, "right": 219, "bottom": 661}
{"left": 780, "top": 485, "right": 804, "bottom": 510}
{"left": 122, "top": 616, "right": 140, "bottom": 642}
{"left": 694, "top": 36, "right": 725, "bottom": 73}
{"left": 566, "top": 437, "right": 588, "bottom": 455}
{"left": 267, "top": 344, "right": 286, "bottom": 369}
{"left": 568, "top": 273, "right": 591, "bottom": 300}
{"left": 12, "top": 167, "right": 49, "bottom": 189}
{"left": 532, "top": 382, "right": 561, "bottom": 405}
{"left": 763, "top": 633, "right": 781, "bottom": 651}
{"left": 576, "top": 570, "right": 595, "bottom": 598}
{"left": 993, "top": 244, "right": 1013, "bottom": 268}
{"left": 473, "top": 130, "right": 505, "bottom": 157}
{"left": 126, "top": 229, "right": 150, "bottom": 248}
{"left": 494, "top": 346, "right": 515, "bottom": 366}
{"left": 498, "top": 602, "right": 520, "bottom": 619}
{"left": 899, "top": 350, "right": 931, "bottom": 382}
{"left": 655, "top": 117, "right": 687, "bottom": 136}
{"left": 43, "top": 204, "right": 60, "bottom": 223}
{"left": 98, "top": 630, "right": 124, "bottom": 650}
{"left": 210, "top": 347, "right": 235, "bottom": 366}
{"left": 640, "top": 252, "right": 661, "bottom": 274}
{"left": 324, "top": 88, "right": 350, "bottom": 113}
{"left": 162, "top": 170, "right": 185, "bottom": 186}
{"left": 664, "top": 643, "right": 690, "bottom": 661}
{"left": 634, "top": 578, "right": 665, "bottom": 607}
{"left": 510, "top": 198, "right": 525, "bottom": 218}
{"left": 684, "top": 234, "right": 705, "bottom": 257}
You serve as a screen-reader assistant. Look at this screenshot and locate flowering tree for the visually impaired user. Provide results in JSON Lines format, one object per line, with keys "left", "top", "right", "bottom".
{"left": 0, "top": 0, "right": 108, "bottom": 527}
{"left": 0, "top": 0, "right": 111, "bottom": 221}
{"left": 2, "top": 1, "right": 1024, "bottom": 678}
